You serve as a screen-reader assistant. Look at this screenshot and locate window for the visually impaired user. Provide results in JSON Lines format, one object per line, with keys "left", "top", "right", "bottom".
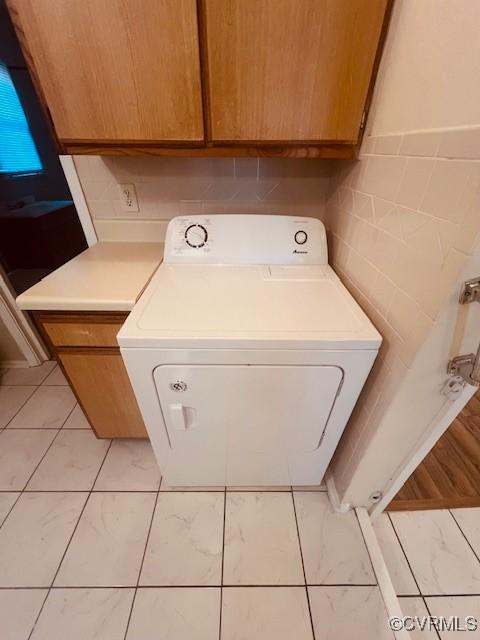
{"left": 0, "top": 62, "right": 42, "bottom": 176}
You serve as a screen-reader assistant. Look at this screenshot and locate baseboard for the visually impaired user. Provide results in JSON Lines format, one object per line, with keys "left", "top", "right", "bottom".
{"left": 325, "top": 469, "right": 352, "bottom": 513}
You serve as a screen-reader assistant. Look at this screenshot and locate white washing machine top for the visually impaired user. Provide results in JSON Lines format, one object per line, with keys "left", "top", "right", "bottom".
{"left": 118, "top": 215, "right": 381, "bottom": 350}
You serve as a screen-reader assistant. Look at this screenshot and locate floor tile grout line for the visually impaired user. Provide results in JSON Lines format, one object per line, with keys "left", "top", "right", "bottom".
{"left": 387, "top": 518, "right": 458, "bottom": 639}
{"left": 0, "top": 382, "right": 63, "bottom": 530}
{"left": 26, "top": 439, "right": 113, "bottom": 640}
{"left": 122, "top": 485, "right": 161, "bottom": 640}
{"left": 58, "top": 401, "right": 77, "bottom": 430}
{"left": 1, "top": 384, "right": 39, "bottom": 430}
{"left": 157, "top": 488, "right": 326, "bottom": 494}
{"left": 4, "top": 378, "right": 75, "bottom": 431}
{"left": 290, "top": 489, "right": 316, "bottom": 640}
{"left": 50, "top": 439, "right": 114, "bottom": 585}
{"left": 5, "top": 584, "right": 480, "bottom": 592}
{"left": 386, "top": 512, "right": 423, "bottom": 596}
{"left": 10, "top": 388, "right": 78, "bottom": 432}
{"left": 41, "top": 365, "right": 69, "bottom": 388}
{"left": 0, "top": 363, "right": 54, "bottom": 388}
{"left": 0, "top": 492, "right": 22, "bottom": 531}
{"left": 20, "top": 429, "right": 63, "bottom": 493}
{"left": 36, "top": 363, "right": 59, "bottom": 386}
{"left": 219, "top": 488, "right": 227, "bottom": 640}
{"left": 421, "top": 593, "right": 480, "bottom": 598}
{"left": 448, "top": 509, "right": 480, "bottom": 566}
{"left": 20, "top": 399, "right": 80, "bottom": 492}
{"left": 3, "top": 427, "right": 69, "bottom": 430}
{"left": 20, "top": 489, "right": 160, "bottom": 494}
{"left": 420, "top": 595, "right": 442, "bottom": 640}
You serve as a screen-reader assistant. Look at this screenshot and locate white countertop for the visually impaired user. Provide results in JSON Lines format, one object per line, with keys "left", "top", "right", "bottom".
{"left": 16, "top": 242, "right": 163, "bottom": 312}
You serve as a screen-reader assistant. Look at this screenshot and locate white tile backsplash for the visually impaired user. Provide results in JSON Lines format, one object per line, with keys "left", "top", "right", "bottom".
{"left": 74, "top": 157, "right": 330, "bottom": 233}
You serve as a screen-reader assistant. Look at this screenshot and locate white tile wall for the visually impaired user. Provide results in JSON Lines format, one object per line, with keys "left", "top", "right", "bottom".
{"left": 323, "top": 125, "right": 480, "bottom": 503}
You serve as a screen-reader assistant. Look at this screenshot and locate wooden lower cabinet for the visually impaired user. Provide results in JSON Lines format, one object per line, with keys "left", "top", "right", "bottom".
{"left": 59, "top": 351, "right": 147, "bottom": 439}
{"left": 36, "top": 312, "right": 147, "bottom": 439}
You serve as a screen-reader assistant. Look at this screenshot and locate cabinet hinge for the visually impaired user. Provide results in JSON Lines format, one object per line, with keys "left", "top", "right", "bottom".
{"left": 360, "top": 111, "right": 366, "bottom": 129}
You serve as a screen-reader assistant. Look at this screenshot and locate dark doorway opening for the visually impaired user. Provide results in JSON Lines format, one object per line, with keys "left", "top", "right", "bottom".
{"left": 0, "top": 0, "right": 87, "bottom": 297}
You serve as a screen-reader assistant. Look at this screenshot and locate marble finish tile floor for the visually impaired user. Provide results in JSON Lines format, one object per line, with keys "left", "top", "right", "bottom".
{"left": 376, "top": 509, "right": 480, "bottom": 638}
{"left": 4, "top": 363, "right": 480, "bottom": 637}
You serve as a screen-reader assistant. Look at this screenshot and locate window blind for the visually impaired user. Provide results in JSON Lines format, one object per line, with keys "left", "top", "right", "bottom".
{"left": 0, "top": 62, "right": 42, "bottom": 175}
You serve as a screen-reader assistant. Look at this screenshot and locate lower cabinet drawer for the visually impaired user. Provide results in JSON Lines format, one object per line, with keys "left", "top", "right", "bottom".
{"left": 59, "top": 351, "right": 148, "bottom": 439}
{"left": 42, "top": 318, "right": 125, "bottom": 348}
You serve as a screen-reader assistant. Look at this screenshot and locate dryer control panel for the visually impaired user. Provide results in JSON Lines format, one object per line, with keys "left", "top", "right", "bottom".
{"left": 164, "top": 214, "right": 328, "bottom": 265}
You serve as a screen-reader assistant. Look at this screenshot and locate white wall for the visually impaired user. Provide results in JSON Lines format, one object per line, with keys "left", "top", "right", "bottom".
{"left": 325, "top": 0, "right": 480, "bottom": 506}
{"left": 369, "top": 0, "right": 480, "bottom": 135}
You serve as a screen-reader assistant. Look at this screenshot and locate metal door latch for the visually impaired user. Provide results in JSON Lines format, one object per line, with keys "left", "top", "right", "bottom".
{"left": 459, "top": 277, "right": 480, "bottom": 304}
{"left": 442, "top": 375, "right": 466, "bottom": 399}
{"left": 447, "top": 277, "right": 480, "bottom": 386}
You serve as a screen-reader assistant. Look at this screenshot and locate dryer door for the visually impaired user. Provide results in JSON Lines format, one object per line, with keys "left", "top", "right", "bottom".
{"left": 154, "top": 364, "right": 343, "bottom": 486}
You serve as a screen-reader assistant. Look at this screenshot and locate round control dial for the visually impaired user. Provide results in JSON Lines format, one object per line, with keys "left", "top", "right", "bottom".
{"left": 185, "top": 224, "right": 208, "bottom": 248}
{"left": 294, "top": 230, "right": 308, "bottom": 245}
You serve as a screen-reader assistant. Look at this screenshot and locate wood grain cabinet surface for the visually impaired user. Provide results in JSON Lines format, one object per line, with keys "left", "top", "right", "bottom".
{"left": 7, "top": 0, "right": 204, "bottom": 143}
{"left": 59, "top": 351, "right": 148, "bottom": 439}
{"left": 37, "top": 312, "right": 148, "bottom": 439}
{"left": 7, "top": 0, "right": 390, "bottom": 156}
{"left": 204, "top": 0, "right": 388, "bottom": 143}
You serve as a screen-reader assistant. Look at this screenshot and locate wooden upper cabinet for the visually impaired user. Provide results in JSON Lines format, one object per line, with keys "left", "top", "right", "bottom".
{"left": 7, "top": 0, "right": 204, "bottom": 142}
{"left": 203, "top": 0, "right": 388, "bottom": 143}
{"left": 7, "top": 0, "right": 390, "bottom": 154}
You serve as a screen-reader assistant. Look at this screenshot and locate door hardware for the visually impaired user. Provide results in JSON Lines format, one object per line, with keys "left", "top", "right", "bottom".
{"left": 459, "top": 277, "right": 480, "bottom": 305}
{"left": 448, "top": 344, "right": 480, "bottom": 387}
{"left": 447, "top": 277, "right": 480, "bottom": 386}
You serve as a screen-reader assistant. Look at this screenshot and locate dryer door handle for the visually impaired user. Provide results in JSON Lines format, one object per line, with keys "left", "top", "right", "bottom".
{"left": 170, "top": 404, "right": 187, "bottom": 430}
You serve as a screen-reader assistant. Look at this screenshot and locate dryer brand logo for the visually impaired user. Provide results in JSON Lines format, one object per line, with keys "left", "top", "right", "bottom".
{"left": 293, "top": 249, "right": 308, "bottom": 254}
{"left": 170, "top": 381, "right": 187, "bottom": 392}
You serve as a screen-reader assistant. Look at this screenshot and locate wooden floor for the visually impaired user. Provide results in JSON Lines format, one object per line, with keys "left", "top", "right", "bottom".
{"left": 387, "top": 390, "right": 480, "bottom": 511}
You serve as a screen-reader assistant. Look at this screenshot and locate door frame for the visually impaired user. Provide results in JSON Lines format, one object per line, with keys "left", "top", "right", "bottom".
{"left": 370, "top": 383, "right": 476, "bottom": 517}
{"left": 0, "top": 267, "right": 49, "bottom": 366}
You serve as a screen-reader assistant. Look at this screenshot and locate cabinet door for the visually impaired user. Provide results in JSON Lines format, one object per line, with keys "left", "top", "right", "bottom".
{"left": 7, "top": 0, "right": 204, "bottom": 142}
{"left": 59, "top": 351, "right": 148, "bottom": 438}
{"left": 204, "top": 0, "right": 388, "bottom": 143}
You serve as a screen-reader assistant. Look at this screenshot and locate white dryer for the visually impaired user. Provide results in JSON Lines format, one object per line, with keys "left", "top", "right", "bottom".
{"left": 118, "top": 215, "right": 381, "bottom": 487}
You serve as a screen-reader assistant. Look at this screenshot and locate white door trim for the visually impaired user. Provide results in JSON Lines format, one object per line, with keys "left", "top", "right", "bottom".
{"left": 0, "top": 271, "right": 49, "bottom": 366}
{"left": 370, "top": 384, "right": 476, "bottom": 518}
{"left": 370, "top": 237, "right": 480, "bottom": 518}
{"left": 59, "top": 155, "right": 97, "bottom": 247}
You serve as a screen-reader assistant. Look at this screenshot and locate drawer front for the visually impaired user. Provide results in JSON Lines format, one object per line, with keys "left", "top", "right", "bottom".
{"left": 42, "top": 319, "right": 125, "bottom": 348}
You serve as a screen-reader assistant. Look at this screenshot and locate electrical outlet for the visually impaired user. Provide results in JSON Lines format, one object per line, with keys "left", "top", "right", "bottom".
{"left": 119, "top": 183, "right": 139, "bottom": 212}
